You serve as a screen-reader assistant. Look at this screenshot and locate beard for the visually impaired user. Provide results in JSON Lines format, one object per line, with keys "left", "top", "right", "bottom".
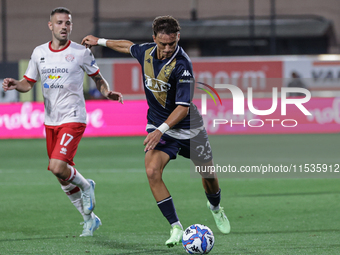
{"left": 53, "top": 31, "right": 70, "bottom": 43}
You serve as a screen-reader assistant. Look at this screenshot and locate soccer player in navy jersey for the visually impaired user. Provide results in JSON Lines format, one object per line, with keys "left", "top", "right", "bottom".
{"left": 82, "top": 15, "right": 230, "bottom": 247}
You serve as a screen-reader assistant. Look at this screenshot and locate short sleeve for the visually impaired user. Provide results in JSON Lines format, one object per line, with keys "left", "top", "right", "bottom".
{"left": 24, "top": 48, "right": 39, "bottom": 82}
{"left": 130, "top": 44, "right": 142, "bottom": 60}
{"left": 175, "top": 63, "right": 195, "bottom": 106}
{"left": 130, "top": 43, "right": 155, "bottom": 65}
{"left": 82, "top": 48, "right": 100, "bottom": 77}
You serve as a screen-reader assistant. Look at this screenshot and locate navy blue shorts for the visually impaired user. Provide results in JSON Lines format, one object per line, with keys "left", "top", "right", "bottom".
{"left": 147, "top": 128, "right": 213, "bottom": 163}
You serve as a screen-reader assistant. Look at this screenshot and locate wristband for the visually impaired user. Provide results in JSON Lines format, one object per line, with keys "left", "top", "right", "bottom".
{"left": 157, "top": 123, "right": 170, "bottom": 134}
{"left": 97, "top": 38, "right": 108, "bottom": 47}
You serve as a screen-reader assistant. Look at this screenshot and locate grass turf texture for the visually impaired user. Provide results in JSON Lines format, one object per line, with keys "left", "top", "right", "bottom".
{"left": 0, "top": 134, "right": 339, "bottom": 254}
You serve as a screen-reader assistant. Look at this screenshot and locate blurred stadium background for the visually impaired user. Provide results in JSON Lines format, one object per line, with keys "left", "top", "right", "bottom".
{"left": 1, "top": 1, "right": 340, "bottom": 254}
{"left": 1, "top": 0, "right": 340, "bottom": 137}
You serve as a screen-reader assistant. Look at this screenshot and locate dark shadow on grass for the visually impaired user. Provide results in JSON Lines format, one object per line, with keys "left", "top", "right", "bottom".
{"left": 94, "top": 239, "right": 180, "bottom": 255}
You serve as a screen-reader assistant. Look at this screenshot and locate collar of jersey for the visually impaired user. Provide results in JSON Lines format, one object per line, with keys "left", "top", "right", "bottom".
{"left": 49, "top": 40, "right": 71, "bottom": 52}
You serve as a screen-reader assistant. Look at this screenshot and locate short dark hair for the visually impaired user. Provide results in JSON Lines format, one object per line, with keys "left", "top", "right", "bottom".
{"left": 152, "top": 16, "right": 181, "bottom": 37}
{"left": 50, "top": 7, "right": 71, "bottom": 18}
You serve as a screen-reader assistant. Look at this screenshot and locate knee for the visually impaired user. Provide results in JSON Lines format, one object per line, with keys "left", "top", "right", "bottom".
{"left": 49, "top": 160, "right": 68, "bottom": 178}
{"left": 145, "top": 165, "right": 162, "bottom": 182}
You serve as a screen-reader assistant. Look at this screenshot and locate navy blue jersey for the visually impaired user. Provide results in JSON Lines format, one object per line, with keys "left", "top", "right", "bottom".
{"left": 130, "top": 43, "right": 203, "bottom": 129}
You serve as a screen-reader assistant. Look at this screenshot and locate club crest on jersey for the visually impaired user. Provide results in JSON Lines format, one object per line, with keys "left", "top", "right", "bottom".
{"left": 145, "top": 75, "right": 171, "bottom": 93}
{"left": 65, "top": 54, "right": 75, "bottom": 62}
{"left": 164, "top": 65, "right": 172, "bottom": 78}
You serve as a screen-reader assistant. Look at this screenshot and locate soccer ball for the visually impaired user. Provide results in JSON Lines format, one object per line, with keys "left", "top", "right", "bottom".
{"left": 182, "top": 224, "right": 214, "bottom": 254}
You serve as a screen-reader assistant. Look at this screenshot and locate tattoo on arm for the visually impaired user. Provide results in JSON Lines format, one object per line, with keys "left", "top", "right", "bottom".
{"left": 92, "top": 73, "right": 109, "bottom": 96}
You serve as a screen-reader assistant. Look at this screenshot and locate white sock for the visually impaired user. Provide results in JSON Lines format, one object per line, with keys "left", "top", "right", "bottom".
{"left": 171, "top": 221, "right": 183, "bottom": 229}
{"left": 64, "top": 166, "right": 90, "bottom": 191}
{"left": 61, "top": 183, "right": 87, "bottom": 221}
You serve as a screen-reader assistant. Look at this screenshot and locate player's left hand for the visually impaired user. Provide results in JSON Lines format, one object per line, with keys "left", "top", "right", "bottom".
{"left": 81, "top": 35, "right": 99, "bottom": 48}
{"left": 143, "top": 130, "right": 162, "bottom": 152}
{"left": 106, "top": 91, "right": 123, "bottom": 103}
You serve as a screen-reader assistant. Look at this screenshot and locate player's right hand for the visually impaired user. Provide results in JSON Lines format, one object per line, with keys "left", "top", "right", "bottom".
{"left": 81, "top": 35, "right": 99, "bottom": 48}
{"left": 143, "top": 130, "right": 163, "bottom": 152}
{"left": 2, "top": 78, "right": 18, "bottom": 92}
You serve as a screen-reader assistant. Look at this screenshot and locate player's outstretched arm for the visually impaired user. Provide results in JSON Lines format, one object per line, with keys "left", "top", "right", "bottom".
{"left": 81, "top": 35, "right": 134, "bottom": 54}
{"left": 2, "top": 78, "right": 34, "bottom": 93}
{"left": 91, "top": 72, "right": 123, "bottom": 104}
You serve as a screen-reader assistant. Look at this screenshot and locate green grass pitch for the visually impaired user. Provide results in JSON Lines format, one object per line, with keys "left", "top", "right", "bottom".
{"left": 0, "top": 134, "right": 339, "bottom": 254}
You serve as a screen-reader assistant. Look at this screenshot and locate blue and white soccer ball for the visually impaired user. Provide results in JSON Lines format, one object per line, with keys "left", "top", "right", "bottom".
{"left": 182, "top": 224, "right": 214, "bottom": 254}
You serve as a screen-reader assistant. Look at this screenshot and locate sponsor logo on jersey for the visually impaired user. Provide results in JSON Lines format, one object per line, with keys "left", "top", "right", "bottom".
{"left": 182, "top": 70, "right": 192, "bottom": 76}
{"left": 65, "top": 54, "right": 75, "bottom": 62}
{"left": 40, "top": 57, "right": 45, "bottom": 63}
{"left": 48, "top": 75, "right": 61, "bottom": 80}
{"left": 179, "top": 79, "right": 194, "bottom": 83}
{"left": 50, "top": 85, "right": 64, "bottom": 89}
{"left": 145, "top": 75, "right": 171, "bottom": 93}
{"left": 91, "top": 60, "right": 96, "bottom": 66}
{"left": 41, "top": 67, "right": 69, "bottom": 74}
{"left": 43, "top": 83, "right": 64, "bottom": 89}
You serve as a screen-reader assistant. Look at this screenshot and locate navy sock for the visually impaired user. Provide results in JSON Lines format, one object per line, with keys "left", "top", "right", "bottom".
{"left": 157, "top": 196, "right": 179, "bottom": 225}
{"left": 206, "top": 188, "right": 221, "bottom": 207}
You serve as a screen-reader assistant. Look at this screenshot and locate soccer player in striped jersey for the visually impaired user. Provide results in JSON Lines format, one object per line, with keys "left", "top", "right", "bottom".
{"left": 2, "top": 7, "right": 123, "bottom": 237}
{"left": 82, "top": 15, "right": 230, "bottom": 247}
